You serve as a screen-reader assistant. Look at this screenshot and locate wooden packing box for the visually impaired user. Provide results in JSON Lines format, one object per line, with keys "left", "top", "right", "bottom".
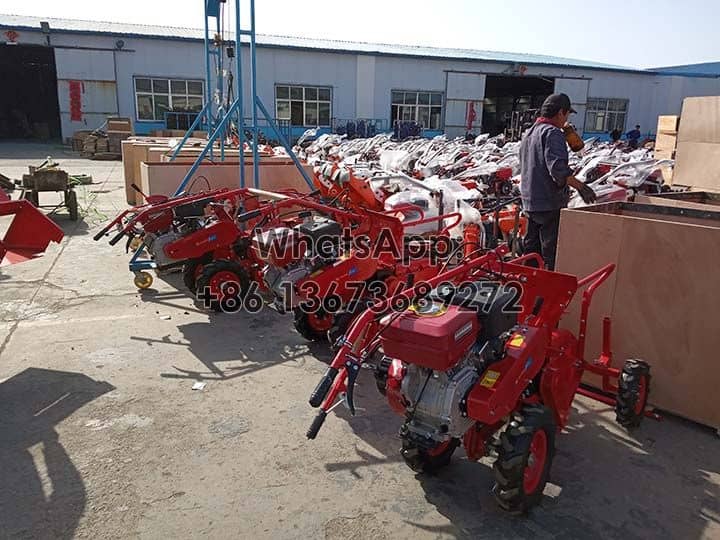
{"left": 107, "top": 117, "right": 133, "bottom": 133}
{"left": 139, "top": 160, "right": 313, "bottom": 200}
{"left": 635, "top": 191, "right": 720, "bottom": 210}
{"left": 654, "top": 132, "right": 677, "bottom": 154}
{"left": 556, "top": 201, "right": 720, "bottom": 429}
{"left": 657, "top": 115, "right": 679, "bottom": 134}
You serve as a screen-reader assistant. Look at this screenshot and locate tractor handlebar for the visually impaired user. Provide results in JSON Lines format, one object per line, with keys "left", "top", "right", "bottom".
{"left": 108, "top": 230, "right": 126, "bottom": 246}
{"left": 309, "top": 367, "right": 338, "bottom": 407}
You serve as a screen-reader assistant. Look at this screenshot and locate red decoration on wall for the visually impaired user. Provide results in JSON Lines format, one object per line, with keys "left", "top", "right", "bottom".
{"left": 466, "top": 101, "right": 477, "bottom": 132}
{"left": 69, "top": 81, "right": 83, "bottom": 121}
{"left": 4, "top": 30, "right": 19, "bottom": 43}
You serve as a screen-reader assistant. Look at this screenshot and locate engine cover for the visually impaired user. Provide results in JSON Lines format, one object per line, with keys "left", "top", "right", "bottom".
{"left": 400, "top": 361, "right": 477, "bottom": 443}
{"left": 263, "top": 263, "right": 312, "bottom": 311}
{"left": 146, "top": 231, "right": 181, "bottom": 268}
{"left": 379, "top": 303, "right": 478, "bottom": 371}
{"left": 252, "top": 226, "right": 303, "bottom": 267}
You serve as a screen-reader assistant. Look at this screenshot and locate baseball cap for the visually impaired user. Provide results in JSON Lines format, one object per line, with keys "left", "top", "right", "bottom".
{"left": 540, "top": 93, "right": 577, "bottom": 116}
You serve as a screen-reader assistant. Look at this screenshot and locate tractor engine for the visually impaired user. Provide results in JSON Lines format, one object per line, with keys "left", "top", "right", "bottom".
{"left": 378, "top": 283, "right": 518, "bottom": 448}
{"left": 145, "top": 230, "right": 183, "bottom": 268}
{"left": 254, "top": 216, "right": 343, "bottom": 310}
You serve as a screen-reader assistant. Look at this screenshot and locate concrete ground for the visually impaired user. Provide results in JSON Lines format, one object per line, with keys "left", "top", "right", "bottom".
{"left": 0, "top": 141, "right": 718, "bottom": 540}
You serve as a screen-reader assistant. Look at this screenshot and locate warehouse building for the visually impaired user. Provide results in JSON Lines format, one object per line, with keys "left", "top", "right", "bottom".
{"left": 1, "top": 14, "right": 719, "bottom": 142}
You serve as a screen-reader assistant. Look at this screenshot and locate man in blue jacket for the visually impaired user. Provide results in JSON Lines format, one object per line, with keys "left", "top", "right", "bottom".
{"left": 626, "top": 125, "right": 641, "bottom": 148}
{"left": 520, "top": 93, "right": 596, "bottom": 270}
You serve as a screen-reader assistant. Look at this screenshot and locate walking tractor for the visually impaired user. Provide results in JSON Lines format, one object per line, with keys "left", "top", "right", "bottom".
{"left": 306, "top": 249, "right": 652, "bottom": 513}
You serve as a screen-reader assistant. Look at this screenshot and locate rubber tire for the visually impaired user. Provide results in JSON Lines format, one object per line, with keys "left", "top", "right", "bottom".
{"left": 401, "top": 438, "right": 460, "bottom": 474}
{"left": 293, "top": 307, "right": 332, "bottom": 342}
{"left": 195, "top": 260, "right": 250, "bottom": 312}
{"left": 182, "top": 254, "right": 212, "bottom": 292}
{"left": 493, "top": 404, "right": 556, "bottom": 514}
{"left": 615, "top": 359, "right": 651, "bottom": 428}
{"left": 66, "top": 190, "right": 79, "bottom": 221}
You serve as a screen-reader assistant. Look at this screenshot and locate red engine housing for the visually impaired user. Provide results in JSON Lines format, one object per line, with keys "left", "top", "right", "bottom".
{"left": 380, "top": 304, "right": 478, "bottom": 371}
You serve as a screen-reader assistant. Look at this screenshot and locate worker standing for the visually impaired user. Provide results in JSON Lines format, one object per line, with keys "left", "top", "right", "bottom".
{"left": 626, "top": 124, "right": 642, "bottom": 149}
{"left": 520, "top": 93, "right": 596, "bottom": 270}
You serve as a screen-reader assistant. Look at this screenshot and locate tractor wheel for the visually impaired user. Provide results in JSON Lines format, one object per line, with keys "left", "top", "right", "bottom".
{"left": 493, "top": 404, "right": 556, "bottom": 514}
{"left": 293, "top": 307, "right": 333, "bottom": 342}
{"left": 401, "top": 438, "right": 460, "bottom": 474}
{"left": 182, "top": 255, "right": 212, "bottom": 292}
{"left": 134, "top": 271, "right": 154, "bottom": 290}
{"left": 615, "top": 359, "right": 651, "bottom": 428}
{"left": 195, "top": 260, "right": 249, "bottom": 312}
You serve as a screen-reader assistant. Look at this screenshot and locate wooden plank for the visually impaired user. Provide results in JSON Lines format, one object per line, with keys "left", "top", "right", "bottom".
{"left": 673, "top": 141, "right": 720, "bottom": 192}
{"left": 677, "top": 96, "right": 720, "bottom": 144}
{"left": 556, "top": 209, "right": 623, "bottom": 373}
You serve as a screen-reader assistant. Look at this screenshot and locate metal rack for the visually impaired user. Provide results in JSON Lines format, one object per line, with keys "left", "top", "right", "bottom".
{"left": 128, "top": 0, "right": 314, "bottom": 277}
{"left": 169, "top": 0, "right": 313, "bottom": 193}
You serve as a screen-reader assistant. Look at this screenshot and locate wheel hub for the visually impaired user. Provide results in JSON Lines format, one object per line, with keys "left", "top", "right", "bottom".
{"left": 523, "top": 429, "right": 548, "bottom": 493}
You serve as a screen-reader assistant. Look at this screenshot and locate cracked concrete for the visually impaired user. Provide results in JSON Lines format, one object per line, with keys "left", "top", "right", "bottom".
{"left": 0, "top": 142, "right": 718, "bottom": 540}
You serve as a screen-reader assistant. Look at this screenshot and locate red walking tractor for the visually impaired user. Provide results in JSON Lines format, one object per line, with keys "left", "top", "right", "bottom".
{"left": 306, "top": 248, "right": 651, "bottom": 513}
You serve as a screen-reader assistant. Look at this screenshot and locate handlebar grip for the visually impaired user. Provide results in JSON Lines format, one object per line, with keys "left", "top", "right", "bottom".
{"left": 108, "top": 230, "right": 126, "bottom": 246}
{"left": 306, "top": 410, "right": 327, "bottom": 440}
{"left": 93, "top": 224, "right": 113, "bottom": 241}
{"left": 237, "top": 209, "right": 262, "bottom": 223}
{"left": 309, "top": 367, "right": 338, "bottom": 407}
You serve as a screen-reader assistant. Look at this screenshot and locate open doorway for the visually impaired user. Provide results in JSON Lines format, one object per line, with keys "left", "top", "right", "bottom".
{"left": 482, "top": 75, "right": 554, "bottom": 136}
{"left": 0, "top": 44, "right": 61, "bottom": 140}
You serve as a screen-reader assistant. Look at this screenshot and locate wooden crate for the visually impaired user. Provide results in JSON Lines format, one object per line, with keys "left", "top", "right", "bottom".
{"left": 657, "top": 115, "right": 679, "bottom": 134}
{"left": 556, "top": 202, "right": 720, "bottom": 429}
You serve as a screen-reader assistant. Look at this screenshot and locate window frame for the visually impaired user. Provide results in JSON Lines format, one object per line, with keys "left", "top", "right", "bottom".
{"left": 134, "top": 76, "right": 205, "bottom": 123}
{"left": 390, "top": 90, "right": 444, "bottom": 130}
{"left": 274, "top": 84, "right": 333, "bottom": 127}
{"left": 584, "top": 97, "right": 629, "bottom": 133}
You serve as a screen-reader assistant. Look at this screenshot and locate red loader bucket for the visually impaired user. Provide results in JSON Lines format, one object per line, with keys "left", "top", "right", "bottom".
{"left": 0, "top": 194, "right": 64, "bottom": 266}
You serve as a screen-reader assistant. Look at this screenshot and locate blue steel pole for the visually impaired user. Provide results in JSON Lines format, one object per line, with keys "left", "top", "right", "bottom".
{"left": 173, "top": 98, "right": 241, "bottom": 196}
{"left": 204, "top": 4, "right": 211, "bottom": 127}
{"left": 235, "top": 0, "right": 245, "bottom": 188}
{"left": 249, "top": 0, "right": 259, "bottom": 188}
{"left": 256, "top": 97, "right": 314, "bottom": 189}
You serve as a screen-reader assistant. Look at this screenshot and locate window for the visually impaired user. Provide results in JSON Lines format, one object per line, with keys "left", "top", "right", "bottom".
{"left": 134, "top": 77, "right": 204, "bottom": 121}
{"left": 585, "top": 98, "right": 628, "bottom": 132}
{"left": 391, "top": 91, "right": 443, "bottom": 130}
{"left": 275, "top": 85, "right": 332, "bottom": 126}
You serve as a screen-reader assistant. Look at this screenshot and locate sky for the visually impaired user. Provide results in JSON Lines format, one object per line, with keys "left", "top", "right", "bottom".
{"left": 3, "top": 0, "right": 719, "bottom": 69}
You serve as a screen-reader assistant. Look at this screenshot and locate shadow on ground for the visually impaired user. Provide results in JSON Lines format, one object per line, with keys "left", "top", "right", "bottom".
{"left": 0, "top": 141, "right": 78, "bottom": 161}
{"left": 0, "top": 368, "right": 114, "bottom": 540}
{"left": 319, "top": 370, "right": 720, "bottom": 539}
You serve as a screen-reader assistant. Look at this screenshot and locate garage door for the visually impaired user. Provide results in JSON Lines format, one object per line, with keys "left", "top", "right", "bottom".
{"left": 444, "top": 72, "right": 486, "bottom": 138}
{"left": 554, "top": 78, "right": 590, "bottom": 135}
{"left": 54, "top": 49, "right": 118, "bottom": 140}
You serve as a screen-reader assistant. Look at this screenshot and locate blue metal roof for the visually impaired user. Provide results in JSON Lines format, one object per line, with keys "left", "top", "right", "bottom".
{"left": 1, "top": 13, "right": 644, "bottom": 72}
{"left": 654, "top": 62, "right": 720, "bottom": 76}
